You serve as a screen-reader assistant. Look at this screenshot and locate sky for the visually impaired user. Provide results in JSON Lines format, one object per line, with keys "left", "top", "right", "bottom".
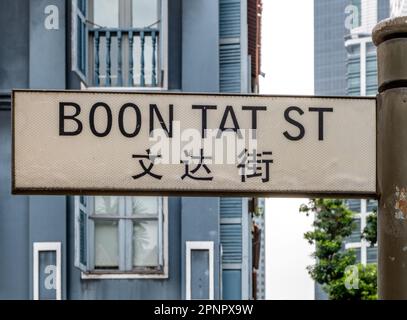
{"left": 260, "top": 0, "right": 314, "bottom": 96}
{"left": 260, "top": 0, "right": 316, "bottom": 300}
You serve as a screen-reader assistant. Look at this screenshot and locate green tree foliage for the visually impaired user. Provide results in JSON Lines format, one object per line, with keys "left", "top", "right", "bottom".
{"left": 300, "top": 199, "right": 377, "bottom": 300}
{"left": 363, "top": 210, "right": 377, "bottom": 246}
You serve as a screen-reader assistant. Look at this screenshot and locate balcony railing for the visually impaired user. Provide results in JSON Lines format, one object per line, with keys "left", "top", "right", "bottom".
{"left": 89, "top": 28, "right": 159, "bottom": 87}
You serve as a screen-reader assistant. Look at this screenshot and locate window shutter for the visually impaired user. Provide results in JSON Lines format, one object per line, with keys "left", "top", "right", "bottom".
{"left": 220, "top": 197, "right": 247, "bottom": 299}
{"left": 220, "top": 198, "right": 243, "bottom": 265}
{"left": 72, "top": 0, "right": 88, "bottom": 83}
{"left": 219, "top": 0, "right": 241, "bottom": 93}
{"left": 74, "top": 196, "right": 89, "bottom": 272}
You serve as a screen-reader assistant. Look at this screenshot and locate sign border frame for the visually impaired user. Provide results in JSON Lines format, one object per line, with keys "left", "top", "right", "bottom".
{"left": 11, "top": 89, "right": 378, "bottom": 198}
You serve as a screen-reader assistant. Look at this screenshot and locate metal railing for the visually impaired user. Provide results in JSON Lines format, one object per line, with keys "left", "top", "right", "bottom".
{"left": 89, "top": 28, "right": 159, "bottom": 87}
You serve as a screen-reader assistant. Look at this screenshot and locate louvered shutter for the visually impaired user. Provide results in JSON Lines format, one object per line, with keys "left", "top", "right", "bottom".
{"left": 220, "top": 198, "right": 243, "bottom": 265}
{"left": 219, "top": 0, "right": 251, "bottom": 300}
{"left": 219, "top": 0, "right": 241, "bottom": 93}
{"left": 220, "top": 197, "right": 250, "bottom": 299}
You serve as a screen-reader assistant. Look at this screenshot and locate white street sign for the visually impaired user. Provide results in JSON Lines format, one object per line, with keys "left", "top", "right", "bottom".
{"left": 12, "top": 90, "right": 376, "bottom": 196}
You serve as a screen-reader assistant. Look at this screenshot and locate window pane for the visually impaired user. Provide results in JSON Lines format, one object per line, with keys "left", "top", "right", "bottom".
{"left": 95, "top": 220, "right": 119, "bottom": 268}
{"left": 78, "top": 0, "right": 87, "bottom": 15}
{"left": 94, "top": 196, "right": 119, "bottom": 215}
{"left": 94, "top": 0, "right": 119, "bottom": 28}
{"left": 191, "top": 250, "right": 210, "bottom": 299}
{"left": 132, "top": 0, "right": 159, "bottom": 28}
{"left": 367, "top": 247, "right": 378, "bottom": 264}
{"left": 80, "top": 195, "right": 87, "bottom": 206}
{"left": 346, "top": 199, "right": 361, "bottom": 213}
{"left": 367, "top": 199, "right": 377, "bottom": 213}
{"left": 79, "top": 209, "right": 87, "bottom": 265}
{"left": 346, "top": 218, "right": 361, "bottom": 243}
{"left": 76, "top": 16, "right": 86, "bottom": 75}
{"left": 131, "top": 197, "right": 158, "bottom": 216}
{"left": 353, "top": 247, "right": 361, "bottom": 263}
{"left": 38, "top": 251, "right": 57, "bottom": 300}
{"left": 133, "top": 220, "right": 159, "bottom": 267}
{"left": 351, "top": 0, "right": 361, "bottom": 28}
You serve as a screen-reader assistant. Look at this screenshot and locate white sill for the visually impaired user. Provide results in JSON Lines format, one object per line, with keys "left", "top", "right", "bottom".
{"left": 81, "top": 271, "right": 169, "bottom": 280}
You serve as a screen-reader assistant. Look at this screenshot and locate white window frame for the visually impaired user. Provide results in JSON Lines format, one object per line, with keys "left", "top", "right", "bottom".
{"left": 72, "top": 0, "right": 88, "bottom": 83}
{"left": 33, "top": 242, "right": 62, "bottom": 300}
{"left": 75, "top": 196, "right": 168, "bottom": 279}
{"left": 74, "top": 196, "right": 88, "bottom": 271}
{"left": 185, "top": 241, "right": 214, "bottom": 300}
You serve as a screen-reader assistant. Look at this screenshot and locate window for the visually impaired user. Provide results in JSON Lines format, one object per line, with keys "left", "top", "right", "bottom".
{"left": 186, "top": 241, "right": 215, "bottom": 300}
{"left": 347, "top": 57, "right": 360, "bottom": 96}
{"left": 93, "top": 0, "right": 119, "bottom": 28}
{"left": 346, "top": 44, "right": 361, "bottom": 96}
{"left": 91, "top": 0, "right": 159, "bottom": 28}
{"left": 345, "top": 199, "right": 361, "bottom": 213}
{"left": 367, "top": 199, "right": 377, "bottom": 213}
{"left": 346, "top": 218, "right": 362, "bottom": 243}
{"left": 132, "top": 0, "right": 159, "bottom": 28}
{"left": 75, "top": 196, "right": 168, "bottom": 278}
{"left": 367, "top": 246, "right": 377, "bottom": 264}
{"left": 351, "top": 0, "right": 362, "bottom": 29}
{"left": 366, "top": 43, "right": 378, "bottom": 96}
{"left": 354, "top": 247, "right": 362, "bottom": 263}
{"left": 72, "top": 0, "right": 164, "bottom": 87}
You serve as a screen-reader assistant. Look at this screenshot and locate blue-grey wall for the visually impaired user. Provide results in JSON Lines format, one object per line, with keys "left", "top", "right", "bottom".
{"left": 168, "top": 0, "right": 182, "bottom": 90}
{"left": 0, "top": 0, "right": 30, "bottom": 299}
{"left": 29, "top": 0, "right": 66, "bottom": 89}
{"left": 182, "top": 0, "right": 219, "bottom": 92}
{"left": 0, "top": 107, "right": 30, "bottom": 299}
{"left": 26, "top": 0, "right": 68, "bottom": 300}
{"left": 0, "top": 0, "right": 29, "bottom": 90}
{"left": 179, "top": 0, "right": 222, "bottom": 299}
{"left": 0, "top": 0, "right": 72, "bottom": 300}
{"left": 181, "top": 198, "right": 221, "bottom": 299}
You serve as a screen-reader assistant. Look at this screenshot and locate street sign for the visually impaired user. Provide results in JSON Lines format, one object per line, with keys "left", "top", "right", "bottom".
{"left": 12, "top": 90, "right": 376, "bottom": 196}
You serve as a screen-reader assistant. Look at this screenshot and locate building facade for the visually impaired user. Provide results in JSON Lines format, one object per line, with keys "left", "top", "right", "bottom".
{"left": 315, "top": 0, "right": 389, "bottom": 97}
{"left": 0, "top": 0, "right": 264, "bottom": 300}
{"left": 314, "top": 0, "right": 391, "bottom": 299}
{"left": 314, "top": 0, "right": 349, "bottom": 96}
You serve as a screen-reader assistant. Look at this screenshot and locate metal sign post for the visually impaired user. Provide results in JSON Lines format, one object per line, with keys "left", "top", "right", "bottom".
{"left": 374, "top": 17, "right": 407, "bottom": 300}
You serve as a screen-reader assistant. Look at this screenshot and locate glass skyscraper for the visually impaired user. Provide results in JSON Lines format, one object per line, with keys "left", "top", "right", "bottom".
{"left": 314, "top": 0, "right": 391, "bottom": 299}
{"left": 315, "top": 0, "right": 349, "bottom": 96}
